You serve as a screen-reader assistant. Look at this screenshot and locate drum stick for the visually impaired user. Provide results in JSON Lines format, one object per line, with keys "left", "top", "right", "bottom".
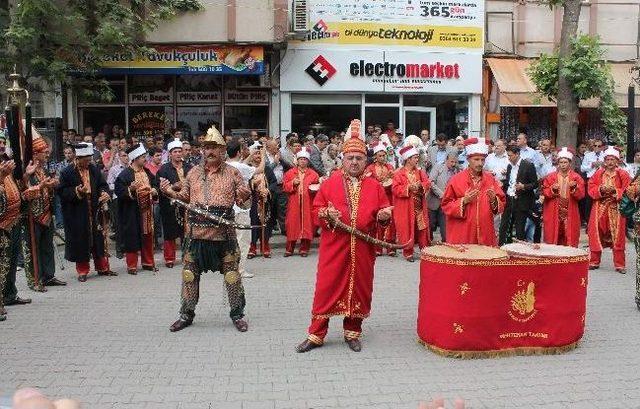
{"left": 433, "top": 241, "right": 468, "bottom": 252}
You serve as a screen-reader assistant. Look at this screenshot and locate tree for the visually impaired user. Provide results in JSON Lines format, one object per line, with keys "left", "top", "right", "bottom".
{"left": 527, "top": 0, "right": 626, "bottom": 148}
{"left": 0, "top": 0, "right": 203, "bottom": 100}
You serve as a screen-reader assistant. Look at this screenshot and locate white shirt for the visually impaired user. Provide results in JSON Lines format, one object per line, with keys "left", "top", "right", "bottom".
{"left": 534, "top": 152, "right": 554, "bottom": 179}
{"left": 581, "top": 151, "right": 604, "bottom": 178}
{"left": 625, "top": 163, "right": 640, "bottom": 178}
{"left": 519, "top": 146, "right": 536, "bottom": 163}
{"left": 266, "top": 152, "right": 284, "bottom": 183}
{"left": 507, "top": 158, "right": 522, "bottom": 197}
{"left": 227, "top": 160, "right": 255, "bottom": 214}
{"left": 484, "top": 152, "right": 509, "bottom": 181}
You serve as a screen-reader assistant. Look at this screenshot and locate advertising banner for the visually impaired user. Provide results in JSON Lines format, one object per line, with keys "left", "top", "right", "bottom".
{"left": 280, "top": 49, "right": 481, "bottom": 94}
{"left": 296, "top": 0, "right": 484, "bottom": 51}
{"left": 102, "top": 45, "right": 265, "bottom": 75}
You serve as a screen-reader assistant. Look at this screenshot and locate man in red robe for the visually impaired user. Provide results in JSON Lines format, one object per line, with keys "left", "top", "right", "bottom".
{"left": 542, "top": 147, "right": 585, "bottom": 247}
{"left": 365, "top": 142, "right": 396, "bottom": 256}
{"left": 588, "top": 146, "right": 630, "bottom": 273}
{"left": 282, "top": 149, "right": 319, "bottom": 257}
{"left": 296, "top": 119, "right": 393, "bottom": 353}
{"left": 392, "top": 145, "right": 431, "bottom": 261}
{"left": 441, "top": 138, "right": 505, "bottom": 245}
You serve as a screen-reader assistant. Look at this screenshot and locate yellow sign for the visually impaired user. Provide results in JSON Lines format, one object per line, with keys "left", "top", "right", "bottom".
{"left": 302, "top": 22, "right": 482, "bottom": 49}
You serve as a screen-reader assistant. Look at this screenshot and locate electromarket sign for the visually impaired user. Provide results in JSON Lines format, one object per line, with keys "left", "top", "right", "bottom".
{"left": 282, "top": 49, "right": 481, "bottom": 93}
{"left": 297, "top": 0, "right": 484, "bottom": 51}
{"left": 101, "top": 45, "right": 265, "bottom": 75}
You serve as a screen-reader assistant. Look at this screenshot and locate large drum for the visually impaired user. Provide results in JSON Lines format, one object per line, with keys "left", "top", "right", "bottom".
{"left": 418, "top": 244, "right": 589, "bottom": 358}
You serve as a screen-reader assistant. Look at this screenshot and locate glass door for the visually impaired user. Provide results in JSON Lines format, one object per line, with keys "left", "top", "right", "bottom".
{"left": 403, "top": 107, "right": 436, "bottom": 140}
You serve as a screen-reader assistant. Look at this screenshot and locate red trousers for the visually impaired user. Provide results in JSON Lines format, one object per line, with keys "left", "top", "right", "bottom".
{"left": 375, "top": 222, "right": 396, "bottom": 255}
{"left": 286, "top": 239, "right": 311, "bottom": 255}
{"left": 590, "top": 249, "right": 625, "bottom": 270}
{"left": 307, "top": 316, "right": 363, "bottom": 345}
{"left": 125, "top": 233, "right": 154, "bottom": 270}
{"left": 163, "top": 239, "right": 176, "bottom": 263}
{"left": 76, "top": 257, "right": 110, "bottom": 276}
{"left": 403, "top": 224, "right": 429, "bottom": 258}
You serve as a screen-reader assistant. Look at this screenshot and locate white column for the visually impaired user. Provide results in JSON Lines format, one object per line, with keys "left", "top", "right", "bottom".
{"left": 279, "top": 91, "right": 291, "bottom": 145}
{"left": 468, "top": 94, "right": 482, "bottom": 138}
{"left": 270, "top": 88, "right": 280, "bottom": 138}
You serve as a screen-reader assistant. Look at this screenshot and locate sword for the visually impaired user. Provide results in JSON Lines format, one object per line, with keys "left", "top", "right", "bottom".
{"left": 170, "top": 198, "right": 263, "bottom": 230}
{"left": 321, "top": 214, "right": 408, "bottom": 250}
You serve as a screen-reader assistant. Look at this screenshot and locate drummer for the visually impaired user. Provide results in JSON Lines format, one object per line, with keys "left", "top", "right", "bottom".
{"left": 541, "top": 147, "right": 585, "bottom": 247}
{"left": 441, "top": 137, "right": 506, "bottom": 246}
{"left": 282, "top": 149, "right": 320, "bottom": 257}
{"left": 365, "top": 142, "right": 397, "bottom": 256}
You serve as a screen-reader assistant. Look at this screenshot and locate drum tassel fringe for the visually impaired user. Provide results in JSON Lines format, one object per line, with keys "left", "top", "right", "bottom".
{"left": 417, "top": 339, "right": 579, "bottom": 359}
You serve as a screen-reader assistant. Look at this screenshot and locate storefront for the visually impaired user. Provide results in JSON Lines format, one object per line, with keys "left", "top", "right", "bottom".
{"left": 484, "top": 58, "right": 640, "bottom": 145}
{"left": 278, "top": 0, "right": 484, "bottom": 141}
{"left": 74, "top": 45, "right": 272, "bottom": 140}
{"left": 280, "top": 49, "right": 480, "bottom": 139}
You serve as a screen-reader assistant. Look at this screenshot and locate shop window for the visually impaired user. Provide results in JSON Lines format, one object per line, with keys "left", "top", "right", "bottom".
{"left": 225, "top": 106, "right": 269, "bottom": 136}
{"left": 78, "top": 83, "right": 126, "bottom": 105}
{"left": 292, "top": 105, "right": 360, "bottom": 136}
{"left": 176, "top": 75, "right": 222, "bottom": 105}
{"left": 81, "top": 107, "right": 126, "bottom": 138}
{"left": 365, "top": 107, "right": 399, "bottom": 130}
{"left": 365, "top": 94, "right": 399, "bottom": 104}
{"left": 404, "top": 94, "right": 468, "bottom": 138}
{"left": 177, "top": 106, "right": 222, "bottom": 141}
{"left": 128, "top": 106, "right": 174, "bottom": 137}
{"left": 128, "top": 75, "right": 174, "bottom": 105}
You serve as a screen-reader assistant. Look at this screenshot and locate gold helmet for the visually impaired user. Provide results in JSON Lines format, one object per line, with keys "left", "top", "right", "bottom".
{"left": 202, "top": 125, "right": 225, "bottom": 146}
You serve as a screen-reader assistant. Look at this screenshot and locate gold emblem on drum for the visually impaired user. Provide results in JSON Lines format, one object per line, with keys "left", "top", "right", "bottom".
{"left": 453, "top": 323, "right": 464, "bottom": 334}
{"left": 460, "top": 282, "right": 470, "bottom": 295}
{"left": 182, "top": 269, "right": 195, "bottom": 283}
{"left": 508, "top": 281, "right": 537, "bottom": 322}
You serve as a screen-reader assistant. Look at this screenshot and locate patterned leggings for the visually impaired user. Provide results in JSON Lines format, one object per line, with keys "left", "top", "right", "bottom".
{"left": 179, "top": 239, "right": 246, "bottom": 322}
{"left": 635, "top": 237, "right": 640, "bottom": 309}
{"left": 0, "top": 230, "right": 10, "bottom": 310}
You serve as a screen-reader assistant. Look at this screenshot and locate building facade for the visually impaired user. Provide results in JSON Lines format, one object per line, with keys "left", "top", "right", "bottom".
{"left": 279, "top": 0, "right": 485, "bottom": 140}
{"left": 484, "top": 0, "right": 640, "bottom": 144}
{"left": 66, "top": 0, "right": 287, "bottom": 140}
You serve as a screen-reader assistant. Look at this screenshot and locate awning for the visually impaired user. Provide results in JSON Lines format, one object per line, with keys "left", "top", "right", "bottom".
{"left": 486, "top": 58, "right": 638, "bottom": 108}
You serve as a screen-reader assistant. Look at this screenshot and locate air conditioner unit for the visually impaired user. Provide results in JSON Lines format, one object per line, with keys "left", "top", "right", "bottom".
{"left": 292, "top": 0, "right": 309, "bottom": 32}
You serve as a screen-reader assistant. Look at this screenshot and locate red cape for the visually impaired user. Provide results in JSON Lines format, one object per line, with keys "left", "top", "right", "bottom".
{"left": 283, "top": 167, "right": 319, "bottom": 241}
{"left": 587, "top": 167, "right": 630, "bottom": 252}
{"left": 541, "top": 170, "right": 585, "bottom": 247}
{"left": 441, "top": 169, "right": 505, "bottom": 246}
{"left": 392, "top": 167, "right": 431, "bottom": 248}
{"left": 310, "top": 170, "right": 390, "bottom": 318}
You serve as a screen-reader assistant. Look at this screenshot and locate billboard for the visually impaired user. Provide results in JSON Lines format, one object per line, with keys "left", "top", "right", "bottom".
{"left": 295, "top": 0, "right": 484, "bottom": 51}
{"left": 101, "top": 45, "right": 265, "bottom": 75}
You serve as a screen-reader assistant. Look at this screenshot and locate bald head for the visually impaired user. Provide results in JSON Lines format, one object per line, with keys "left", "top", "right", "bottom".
{"left": 14, "top": 397, "right": 55, "bottom": 409}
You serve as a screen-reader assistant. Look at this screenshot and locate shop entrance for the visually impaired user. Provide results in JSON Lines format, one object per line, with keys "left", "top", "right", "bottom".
{"left": 403, "top": 107, "right": 436, "bottom": 139}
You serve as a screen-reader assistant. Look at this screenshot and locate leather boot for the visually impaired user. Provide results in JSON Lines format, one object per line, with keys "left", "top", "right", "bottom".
{"left": 247, "top": 244, "right": 257, "bottom": 259}
{"left": 295, "top": 339, "right": 322, "bottom": 353}
{"left": 345, "top": 338, "right": 362, "bottom": 352}
{"left": 169, "top": 318, "right": 192, "bottom": 332}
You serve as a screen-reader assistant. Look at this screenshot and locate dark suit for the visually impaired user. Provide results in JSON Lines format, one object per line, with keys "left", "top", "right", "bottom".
{"left": 499, "top": 159, "right": 538, "bottom": 245}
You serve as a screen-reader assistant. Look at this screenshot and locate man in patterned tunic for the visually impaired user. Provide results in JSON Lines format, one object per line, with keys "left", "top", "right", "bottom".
{"left": 22, "top": 137, "right": 66, "bottom": 290}
{"left": 162, "top": 126, "right": 252, "bottom": 333}
{"left": 0, "top": 159, "right": 26, "bottom": 321}
{"left": 295, "top": 120, "right": 393, "bottom": 353}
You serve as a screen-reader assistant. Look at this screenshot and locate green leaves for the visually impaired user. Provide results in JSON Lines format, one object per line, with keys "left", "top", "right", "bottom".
{"left": 0, "top": 0, "right": 202, "bottom": 101}
{"left": 528, "top": 34, "right": 626, "bottom": 145}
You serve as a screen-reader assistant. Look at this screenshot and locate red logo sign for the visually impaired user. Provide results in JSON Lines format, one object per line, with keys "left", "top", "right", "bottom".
{"left": 305, "top": 55, "right": 337, "bottom": 86}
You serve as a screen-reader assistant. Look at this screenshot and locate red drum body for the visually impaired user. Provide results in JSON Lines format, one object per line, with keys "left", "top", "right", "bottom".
{"left": 417, "top": 244, "right": 589, "bottom": 358}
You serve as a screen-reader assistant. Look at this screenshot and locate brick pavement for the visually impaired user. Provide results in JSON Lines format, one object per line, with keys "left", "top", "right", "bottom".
{"left": 1, "top": 236, "right": 640, "bottom": 408}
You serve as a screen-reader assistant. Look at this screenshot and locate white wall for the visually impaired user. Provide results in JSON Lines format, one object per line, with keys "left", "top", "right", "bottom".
{"left": 487, "top": 0, "right": 640, "bottom": 62}
{"left": 147, "top": 0, "right": 277, "bottom": 44}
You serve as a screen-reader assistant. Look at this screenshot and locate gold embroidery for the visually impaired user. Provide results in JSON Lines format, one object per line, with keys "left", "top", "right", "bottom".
{"left": 182, "top": 269, "right": 195, "bottom": 283}
{"left": 224, "top": 270, "right": 240, "bottom": 285}
{"left": 453, "top": 323, "right": 464, "bottom": 334}
{"left": 421, "top": 254, "right": 589, "bottom": 265}
{"left": 345, "top": 176, "right": 362, "bottom": 317}
{"left": 344, "top": 330, "right": 361, "bottom": 340}
{"left": 580, "top": 277, "right": 587, "bottom": 287}
{"left": 307, "top": 334, "right": 324, "bottom": 345}
{"left": 460, "top": 282, "right": 470, "bottom": 295}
